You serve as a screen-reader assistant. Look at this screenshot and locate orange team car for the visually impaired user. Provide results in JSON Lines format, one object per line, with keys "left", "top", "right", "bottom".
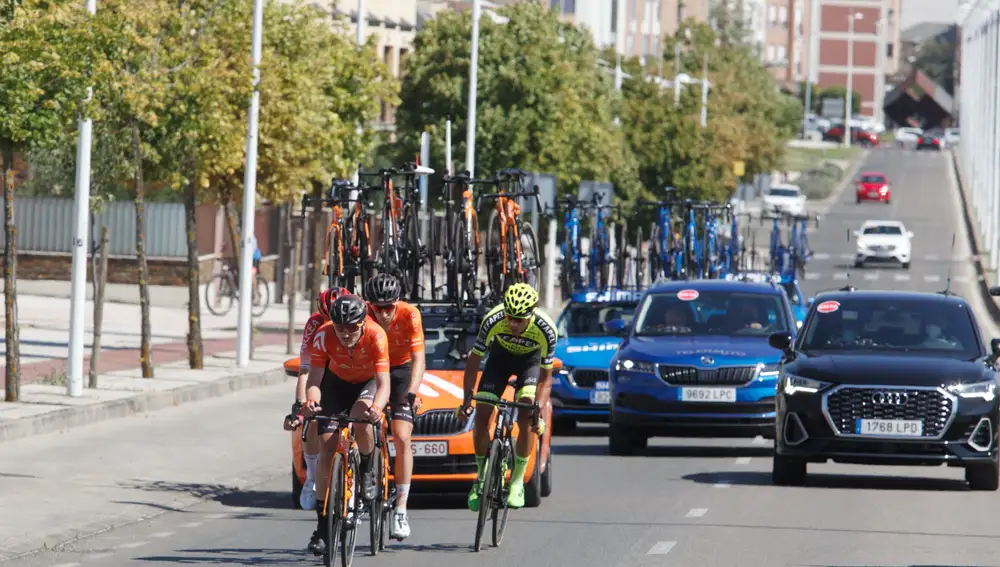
{"left": 283, "top": 302, "right": 557, "bottom": 507}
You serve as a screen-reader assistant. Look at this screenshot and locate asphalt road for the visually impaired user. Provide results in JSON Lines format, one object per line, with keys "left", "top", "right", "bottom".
{"left": 6, "top": 147, "right": 1000, "bottom": 567}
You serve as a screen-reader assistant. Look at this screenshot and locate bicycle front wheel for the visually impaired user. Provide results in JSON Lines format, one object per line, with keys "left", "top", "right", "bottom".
{"left": 475, "top": 437, "right": 501, "bottom": 552}
{"left": 368, "top": 444, "right": 384, "bottom": 556}
{"left": 491, "top": 437, "right": 514, "bottom": 547}
{"left": 341, "top": 450, "right": 359, "bottom": 567}
{"left": 204, "top": 272, "right": 235, "bottom": 316}
{"left": 251, "top": 273, "right": 269, "bottom": 317}
{"left": 325, "top": 454, "right": 345, "bottom": 567}
{"left": 485, "top": 211, "right": 503, "bottom": 299}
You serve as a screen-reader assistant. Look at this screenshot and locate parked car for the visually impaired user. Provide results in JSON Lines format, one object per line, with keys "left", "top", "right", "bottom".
{"left": 763, "top": 184, "right": 807, "bottom": 216}
{"left": 917, "top": 128, "right": 947, "bottom": 150}
{"left": 893, "top": 127, "right": 923, "bottom": 147}
{"left": 824, "top": 125, "right": 880, "bottom": 147}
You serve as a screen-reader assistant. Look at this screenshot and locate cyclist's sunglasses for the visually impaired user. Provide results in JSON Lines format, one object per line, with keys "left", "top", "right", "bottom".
{"left": 505, "top": 310, "right": 534, "bottom": 321}
{"left": 333, "top": 321, "right": 364, "bottom": 333}
{"left": 370, "top": 302, "right": 397, "bottom": 314}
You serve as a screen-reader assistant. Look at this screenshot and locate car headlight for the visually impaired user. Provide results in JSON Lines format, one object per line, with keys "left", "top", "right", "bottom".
{"left": 757, "top": 363, "right": 780, "bottom": 379}
{"left": 782, "top": 374, "right": 829, "bottom": 394}
{"left": 615, "top": 358, "right": 655, "bottom": 374}
{"left": 947, "top": 380, "right": 998, "bottom": 401}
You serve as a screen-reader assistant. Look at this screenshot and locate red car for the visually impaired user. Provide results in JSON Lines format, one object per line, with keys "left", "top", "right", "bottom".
{"left": 823, "top": 125, "right": 880, "bottom": 147}
{"left": 856, "top": 172, "right": 891, "bottom": 204}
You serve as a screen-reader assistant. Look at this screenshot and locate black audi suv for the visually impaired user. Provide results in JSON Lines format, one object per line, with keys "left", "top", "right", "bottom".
{"left": 768, "top": 289, "right": 1000, "bottom": 490}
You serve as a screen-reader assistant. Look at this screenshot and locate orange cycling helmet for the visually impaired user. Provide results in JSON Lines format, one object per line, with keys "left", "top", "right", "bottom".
{"left": 317, "top": 287, "right": 350, "bottom": 320}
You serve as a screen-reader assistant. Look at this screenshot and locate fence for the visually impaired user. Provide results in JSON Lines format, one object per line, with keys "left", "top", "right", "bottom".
{"left": 0, "top": 197, "right": 187, "bottom": 257}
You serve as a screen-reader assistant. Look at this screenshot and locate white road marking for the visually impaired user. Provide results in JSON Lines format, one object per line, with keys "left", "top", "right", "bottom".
{"left": 205, "top": 513, "right": 229, "bottom": 519}
{"left": 833, "top": 273, "right": 849, "bottom": 280}
{"left": 735, "top": 457, "right": 752, "bottom": 465}
{"left": 50, "top": 563, "right": 80, "bottom": 567}
{"left": 150, "top": 531, "right": 174, "bottom": 538}
{"left": 839, "top": 253, "right": 854, "bottom": 260}
{"left": 924, "top": 275, "right": 941, "bottom": 283}
{"left": 813, "top": 253, "right": 831, "bottom": 260}
{"left": 89, "top": 554, "right": 113, "bottom": 560}
{"left": 686, "top": 508, "right": 708, "bottom": 518}
{"left": 714, "top": 482, "right": 732, "bottom": 489}
{"left": 752, "top": 435, "right": 766, "bottom": 444}
{"left": 863, "top": 272, "right": 879, "bottom": 281}
{"left": 926, "top": 254, "right": 939, "bottom": 261}
{"left": 804, "top": 273, "right": 820, "bottom": 280}
{"left": 954, "top": 275, "right": 970, "bottom": 283}
{"left": 117, "top": 541, "right": 148, "bottom": 549}
{"left": 179, "top": 522, "right": 203, "bottom": 528}
{"left": 894, "top": 273, "right": 910, "bottom": 281}
{"left": 647, "top": 541, "right": 677, "bottom": 555}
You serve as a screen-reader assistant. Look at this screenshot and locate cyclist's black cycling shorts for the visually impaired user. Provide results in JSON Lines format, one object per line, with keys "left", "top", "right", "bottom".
{"left": 476, "top": 342, "right": 541, "bottom": 400}
{"left": 319, "top": 369, "right": 376, "bottom": 435}
{"left": 388, "top": 363, "right": 415, "bottom": 424}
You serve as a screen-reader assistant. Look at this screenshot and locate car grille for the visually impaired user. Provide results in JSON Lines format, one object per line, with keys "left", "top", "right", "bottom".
{"left": 409, "top": 410, "right": 467, "bottom": 436}
{"left": 823, "top": 386, "right": 955, "bottom": 438}
{"left": 868, "top": 244, "right": 896, "bottom": 252}
{"left": 572, "top": 369, "right": 609, "bottom": 389}
{"left": 658, "top": 365, "right": 757, "bottom": 386}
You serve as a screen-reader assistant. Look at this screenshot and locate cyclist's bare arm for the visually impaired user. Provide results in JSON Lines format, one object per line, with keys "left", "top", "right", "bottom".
{"left": 304, "top": 364, "right": 325, "bottom": 413}
{"left": 409, "top": 348, "right": 425, "bottom": 407}
{"left": 461, "top": 351, "right": 483, "bottom": 408}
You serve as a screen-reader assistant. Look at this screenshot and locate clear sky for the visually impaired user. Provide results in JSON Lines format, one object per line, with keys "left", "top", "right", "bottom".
{"left": 900, "top": 0, "right": 960, "bottom": 29}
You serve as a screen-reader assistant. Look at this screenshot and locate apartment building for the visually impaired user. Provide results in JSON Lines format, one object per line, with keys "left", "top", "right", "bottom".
{"left": 811, "top": 0, "right": 902, "bottom": 118}
{"left": 762, "top": 0, "right": 809, "bottom": 85}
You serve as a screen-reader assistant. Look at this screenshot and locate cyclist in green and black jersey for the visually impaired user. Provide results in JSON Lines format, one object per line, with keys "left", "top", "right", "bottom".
{"left": 456, "top": 283, "right": 558, "bottom": 510}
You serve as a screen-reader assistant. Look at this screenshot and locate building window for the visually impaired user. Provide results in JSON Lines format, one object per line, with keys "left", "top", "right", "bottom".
{"left": 563, "top": 0, "right": 575, "bottom": 13}
{"left": 886, "top": 43, "right": 894, "bottom": 58}
{"left": 767, "top": 44, "right": 776, "bottom": 62}
{"left": 779, "top": 6, "right": 788, "bottom": 27}
{"left": 777, "top": 44, "right": 787, "bottom": 62}
{"left": 768, "top": 5, "right": 777, "bottom": 27}
{"left": 610, "top": 0, "right": 617, "bottom": 33}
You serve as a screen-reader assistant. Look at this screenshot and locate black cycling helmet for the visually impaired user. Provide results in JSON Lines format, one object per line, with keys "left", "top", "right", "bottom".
{"left": 330, "top": 294, "right": 367, "bottom": 325}
{"left": 364, "top": 273, "right": 401, "bottom": 305}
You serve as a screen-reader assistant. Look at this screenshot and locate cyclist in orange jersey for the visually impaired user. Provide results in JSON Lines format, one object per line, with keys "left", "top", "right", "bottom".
{"left": 301, "top": 294, "right": 390, "bottom": 556}
{"left": 363, "top": 273, "right": 425, "bottom": 540}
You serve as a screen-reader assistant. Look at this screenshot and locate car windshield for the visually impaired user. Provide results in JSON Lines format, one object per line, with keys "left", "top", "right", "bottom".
{"left": 800, "top": 298, "right": 981, "bottom": 358}
{"left": 633, "top": 290, "right": 790, "bottom": 337}
{"left": 769, "top": 188, "right": 799, "bottom": 198}
{"left": 558, "top": 302, "right": 638, "bottom": 337}
{"left": 422, "top": 317, "right": 484, "bottom": 371}
{"left": 862, "top": 225, "right": 902, "bottom": 235}
{"left": 860, "top": 175, "right": 886, "bottom": 184}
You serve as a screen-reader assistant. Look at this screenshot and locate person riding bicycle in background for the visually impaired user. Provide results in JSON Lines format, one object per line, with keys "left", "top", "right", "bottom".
{"left": 284, "top": 287, "right": 350, "bottom": 518}
{"left": 363, "top": 273, "right": 425, "bottom": 540}
{"left": 456, "top": 283, "right": 557, "bottom": 510}
{"left": 300, "top": 294, "right": 391, "bottom": 556}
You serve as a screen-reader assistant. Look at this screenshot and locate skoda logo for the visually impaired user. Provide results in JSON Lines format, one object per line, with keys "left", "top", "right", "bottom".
{"left": 871, "top": 391, "right": 909, "bottom": 405}
{"left": 700, "top": 355, "right": 715, "bottom": 366}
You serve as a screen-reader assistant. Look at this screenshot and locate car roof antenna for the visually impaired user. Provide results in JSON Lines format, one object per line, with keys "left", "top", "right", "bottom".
{"left": 942, "top": 233, "right": 956, "bottom": 296}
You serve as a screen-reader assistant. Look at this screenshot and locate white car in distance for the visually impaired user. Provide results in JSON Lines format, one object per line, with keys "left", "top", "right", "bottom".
{"left": 893, "top": 127, "right": 923, "bottom": 147}
{"left": 853, "top": 220, "right": 913, "bottom": 270}
{"left": 763, "top": 184, "right": 806, "bottom": 216}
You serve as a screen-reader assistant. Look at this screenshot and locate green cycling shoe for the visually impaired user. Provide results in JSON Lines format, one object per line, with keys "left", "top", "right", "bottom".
{"left": 467, "top": 481, "right": 482, "bottom": 512}
{"left": 506, "top": 483, "right": 525, "bottom": 508}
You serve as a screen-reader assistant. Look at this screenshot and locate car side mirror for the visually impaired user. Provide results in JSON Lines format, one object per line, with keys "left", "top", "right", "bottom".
{"left": 768, "top": 332, "right": 795, "bottom": 358}
{"left": 552, "top": 357, "right": 564, "bottom": 371}
{"left": 284, "top": 358, "right": 300, "bottom": 378}
{"left": 603, "top": 319, "right": 628, "bottom": 337}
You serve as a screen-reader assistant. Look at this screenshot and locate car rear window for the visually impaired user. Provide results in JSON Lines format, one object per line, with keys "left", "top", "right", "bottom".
{"left": 800, "top": 298, "right": 981, "bottom": 358}
{"left": 768, "top": 188, "right": 799, "bottom": 198}
{"left": 634, "top": 291, "right": 789, "bottom": 337}
{"left": 422, "top": 317, "right": 484, "bottom": 371}
{"left": 559, "top": 302, "right": 637, "bottom": 337}
{"left": 862, "top": 225, "right": 902, "bottom": 235}
{"left": 860, "top": 175, "right": 885, "bottom": 184}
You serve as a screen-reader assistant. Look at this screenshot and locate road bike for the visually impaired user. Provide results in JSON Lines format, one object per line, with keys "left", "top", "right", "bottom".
{"left": 442, "top": 172, "right": 493, "bottom": 308}
{"left": 468, "top": 393, "right": 540, "bottom": 552}
{"left": 558, "top": 195, "right": 588, "bottom": 299}
{"left": 300, "top": 180, "right": 374, "bottom": 294}
{"left": 204, "top": 262, "right": 269, "bottom": 317}
{"left": 302, "top": 412, "right": 388, "bottom": 567}
{"left": 586, "top": 192, "right": 622, "bottom": 291}
{"left": 478, "top": 169, "right": 543, "bottom": 297}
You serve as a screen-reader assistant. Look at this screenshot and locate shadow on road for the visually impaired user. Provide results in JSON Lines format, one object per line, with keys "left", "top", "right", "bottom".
{"left": 682, "top": 470, "right": 969, "bottom": 491}
{"left": 381, "top": 542, "right": 472, "bottom": 554}
{"left": 215, "top": 490, "right": 291, "bottom": 510}
{"left": 119, "top": 479, "right": 234, "bottom": 498}
{"left": 138, "top": 548, "right": 302, "bottom": 565}
{"left": 553, "top": 443, "right": 772, "bottom": 459}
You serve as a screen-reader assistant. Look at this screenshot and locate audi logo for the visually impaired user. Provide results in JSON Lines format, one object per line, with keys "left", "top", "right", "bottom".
{"left": 871, "top": 391, "right": 909, "bottom": 405}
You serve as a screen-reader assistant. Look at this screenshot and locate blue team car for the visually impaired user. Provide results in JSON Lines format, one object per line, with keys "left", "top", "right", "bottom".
{"left": 605, "top": 279, "right": 797, "bottom": 455}
{"left": 551, "top": 290, "right": 643, "bottom": 432}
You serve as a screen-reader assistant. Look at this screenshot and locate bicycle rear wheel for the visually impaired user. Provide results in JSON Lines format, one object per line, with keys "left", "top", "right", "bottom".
{"left": 518, "top": 221, "right": 540, "bottom": 289}
{"left": 368, "top": 445, "right": 384, "bottom": 556}
{"left": 615, "top": 219, "right": 628, "bottom": 288}
{"left": 491, "top": 438, "right": 513, "bottom": 547}
{"left": 251, "top": 273, "right": 269, "bottom": 317}
{"left": 485, "top": 211, "right": 503, "bottom": 299}
{"left": 634, "top": 225, "right": 645, "bottom": 287}
{"left": 341, "top": 449, "right": 359, "bottom": 567}
{"left": 204, "top": 272, "right": 235, "bottom": 316}
{"left": 327, "top": 225, "right": 343, "bottom": 290}
{"left": 400, "top": 205, "right": 421, "bottom": 301}
{"left": 474, "top": 437, "right": 501, "bottom": 552}
{"left": 324, "top": 454, "right": 345, "bottom": 567}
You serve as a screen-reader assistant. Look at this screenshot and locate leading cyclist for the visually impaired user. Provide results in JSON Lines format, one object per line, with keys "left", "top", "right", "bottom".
{"left": 456, "top": 283, "right": 557, "bottom": 510}
{"left": 301, "top": 294, "right": 391, "bottom": 556}
{"left": 363, "top": 273, "right": 425, "bottom": 540}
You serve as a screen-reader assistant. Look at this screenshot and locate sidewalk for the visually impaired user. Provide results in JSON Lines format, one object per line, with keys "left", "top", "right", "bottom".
{"left": 0, "top": 350, "right": 294, "bottom": 561}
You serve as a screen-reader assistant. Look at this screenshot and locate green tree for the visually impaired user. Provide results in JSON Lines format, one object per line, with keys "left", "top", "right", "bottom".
{"left": 912, "top": 38, "right": 956, "bottom": 94}
{"left": 0, "top": 0, "right": 99, "bottom": 401}
{"left": 394, "top": 2, "right": 625, "bottom": 199}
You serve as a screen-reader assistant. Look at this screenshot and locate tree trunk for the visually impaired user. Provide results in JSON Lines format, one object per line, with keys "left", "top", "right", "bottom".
{"left": 89, "top": 226, "right": 110, "bottom": 388}
{"left": 223, "top": 184, "right": 241, "bottom": 267}
{"left": 131, "top": 123, "right": 154, "bottom": 378}
{"left": 184, "top": 159, "right": 203, "bottom": 369}
{"left": 310, "top": 181, "right": 324, "bottom": 312}
{"left": 287, "top": 215, "right": 302, "bottom": 355}
{"left": 1, "top": 144, "right": 20, "bottom": 402}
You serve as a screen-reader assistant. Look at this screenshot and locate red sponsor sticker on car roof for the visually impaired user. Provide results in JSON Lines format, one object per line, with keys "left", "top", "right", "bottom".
{"left": 677, "top": 289, "right": 699, "bottom": 301}
{"left": 816, "top": 300, "right": 840, "bottom": 314}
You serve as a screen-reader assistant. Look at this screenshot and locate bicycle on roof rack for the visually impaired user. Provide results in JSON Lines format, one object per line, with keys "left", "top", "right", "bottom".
{"left": 441, "top": 172, "right": 495, "bottom": 308}
{"left": 300, "top": 179, "right": 375, "bottom": 294}
{"left": 477, "top": 168, "right": 544, "bottom": 298}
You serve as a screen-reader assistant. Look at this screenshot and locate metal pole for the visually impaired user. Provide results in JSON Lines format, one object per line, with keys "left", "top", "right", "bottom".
{"left": 350, "top": 0, "right": 365, "bottom": 187}
{"left": 236, "top": 0, "right": 265, "bottom": 367}
{"left": 802, "top": 0, "right": 815, "bottom": 138}
{"left": 700, "top": 52, "right": 708, "bottom": 127}
{"left": 873, "top": 14, "right": 886, "bottom": 125}
{"left": 445, "top": 116, "right": 453, "bottom": 174}
{"left": 844, "top": 14, "right": 856, "bottom": 149}
{"left": 67, "top": 0, "right": 97, "bottom": 397}
{"left": 465, "top": 0, "right": 481, "bottom": 177}
{"left": 673, "top": 41, "right": 681, "bottom": 109}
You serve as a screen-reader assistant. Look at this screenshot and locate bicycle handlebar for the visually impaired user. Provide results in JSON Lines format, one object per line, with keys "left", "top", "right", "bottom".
{"left": 471, "top": 394, "right": 539, "bottom": 413}
{"left": 299, "top": 412, "right": 383, "bottom": 442}
{"left": 476, "top": 188, "right": 543, "bottom": 215}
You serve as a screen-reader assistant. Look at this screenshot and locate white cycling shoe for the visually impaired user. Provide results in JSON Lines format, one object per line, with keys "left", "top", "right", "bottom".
{"left": 299, "top": 481, "right": 317, "bottom": 511}
{"left": 389, "top": 510, "right": 410, "bottom": 539}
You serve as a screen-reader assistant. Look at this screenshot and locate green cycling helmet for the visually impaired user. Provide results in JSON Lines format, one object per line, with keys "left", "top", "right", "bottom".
{"left": 503, "top": 283, "right": 538, "bottom": 318}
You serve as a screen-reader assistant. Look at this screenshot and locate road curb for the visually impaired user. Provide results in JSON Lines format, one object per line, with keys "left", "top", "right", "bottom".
{"left": 0, "top": 366, "right": 292, "bottom": 445}
{"left": 948, "top": 150, "right": 1000, "bottom": 323}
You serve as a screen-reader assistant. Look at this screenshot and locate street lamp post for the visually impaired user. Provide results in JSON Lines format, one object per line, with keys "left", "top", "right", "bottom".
{"left": 844, "top": 12, "right": 863, "bottom": 149}
{"left": 465, "top": 0, "right": 481, "bottom": 176}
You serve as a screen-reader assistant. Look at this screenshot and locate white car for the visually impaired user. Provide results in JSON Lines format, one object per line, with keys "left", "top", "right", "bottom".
{"left": 894, "top": 127, "right": 923, "bottom": 147}
{"left": 763, "top": 184, "right": 806, "bottom": 216}
{"left": 853, "top": 220, "right": 913, "bottom": 269}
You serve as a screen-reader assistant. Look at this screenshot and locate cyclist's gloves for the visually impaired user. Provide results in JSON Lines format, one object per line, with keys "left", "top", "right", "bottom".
{"left": 455, "top": 402, "right": 473, "bottom": 419}
{"left": 284, "top": 401, "right": 304, "bottom": 430}
{"left": 533, "top": 417, "right": 547, "bottom": 436}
